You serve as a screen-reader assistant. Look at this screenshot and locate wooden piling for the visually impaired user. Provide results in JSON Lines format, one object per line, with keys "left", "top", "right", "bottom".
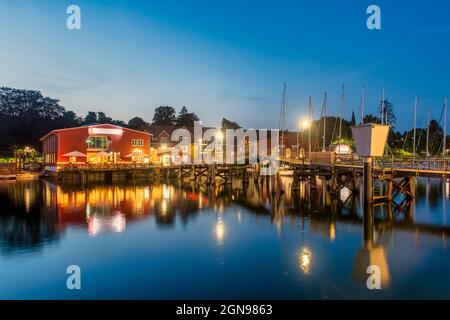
{"left": 363, "top": 158, "right": 373, "bottom": 205}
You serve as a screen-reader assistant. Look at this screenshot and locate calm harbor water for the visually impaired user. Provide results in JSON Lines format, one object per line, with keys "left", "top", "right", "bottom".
{"left": 0, "top": 177, "right": 449, "bottom": 299}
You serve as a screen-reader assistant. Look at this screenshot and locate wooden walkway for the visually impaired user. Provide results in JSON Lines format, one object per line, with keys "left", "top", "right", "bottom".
{"left": 280, "top": 157, "right": 450, "bottom": 178}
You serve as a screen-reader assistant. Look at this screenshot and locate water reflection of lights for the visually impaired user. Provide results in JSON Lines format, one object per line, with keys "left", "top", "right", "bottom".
{"left": 88, "top": 213, "right": 126, "bottom": 236}
{"left": 215, "top": 220, "right": 225, "bottom": 244}
{"left": 144, "top": 186, "right": 150, "bottom": 201}
{"left": 446, "top": 180, "right": 450, "bottom": 199}
{"left": 329, "top": 223, "right": 336, "bottom": 242}
{"left": 161, "top": 199, "right": 168, "bottom": 214}
{"left": 163, "top": 185, "right": 170, "bottom": 199}
{"left": 237, "top": 211, "right": 242, "bottom": 223}
{"left": 24, "top": 187, "right": 33, "bottom": 213}
{"left": 298, "top": 247, "right": 312, "bottom": 274}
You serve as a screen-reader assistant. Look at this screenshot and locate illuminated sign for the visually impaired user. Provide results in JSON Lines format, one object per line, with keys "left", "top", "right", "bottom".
{"left": 89, "top": 128, "right": 123, "bottom": 135}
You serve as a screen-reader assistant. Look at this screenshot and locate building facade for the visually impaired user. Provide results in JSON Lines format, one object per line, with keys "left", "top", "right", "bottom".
{"left": 40, "top": 124, "right": 152, "bottom": 171}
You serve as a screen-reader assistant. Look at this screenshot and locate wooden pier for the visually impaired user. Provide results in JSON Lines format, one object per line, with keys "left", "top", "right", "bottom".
{"left": 48, "top": 156, "right": 450, "bottom": 207}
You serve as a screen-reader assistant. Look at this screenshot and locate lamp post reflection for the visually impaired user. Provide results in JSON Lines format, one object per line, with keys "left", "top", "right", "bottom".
{"left": 298, "top": 247, "right": 312, "bottom": 274}
{"left": 298, "top": 217, "right": 313, "bottom": 275}
{"left": 352, "top": 202, "right": 390, "bottom": 287}
{"left": 215, "top": 218, "right": 225, "bottom": 245}
{"left": 88, "top": 213, "right": 126, "bottom": 236}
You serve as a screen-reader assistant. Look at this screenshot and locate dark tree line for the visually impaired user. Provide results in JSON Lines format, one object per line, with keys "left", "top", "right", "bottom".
{"left": 1, "top": 86, "right": 446, "bottom": 156}
{"left": 0, "top": 87, "right": 200, "bottom": 153}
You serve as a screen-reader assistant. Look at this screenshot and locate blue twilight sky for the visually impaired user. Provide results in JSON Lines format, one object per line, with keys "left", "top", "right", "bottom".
{"left": 0, "top": 0, "right": 449, "bottom": 132}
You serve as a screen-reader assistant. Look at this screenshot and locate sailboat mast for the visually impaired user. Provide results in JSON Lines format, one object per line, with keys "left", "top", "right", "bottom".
{"left": 381, "top": 87, "right": 385, "bottom": 124}
{"left": 361, "top": 87, "right": 365, "bottom": 124}
{"left": 444, "top": 97, "right": 448, "bottom": 157}
{"left": 426, "top": 108, "right": 430, "bottom": 158}
{"left": 308, "top": 96, "right": 312, "bottom": 154}
{"left": 279, "top": 83, "right": 286, "bottom": 154}
{"left": 413, "top": 96, "right": 417, "bottom": 157}
{"left": 322, "top": 93, "right": 327, "bottom": 152}
{"left": 339, "top": 86, "right": 344, "bottom": 143}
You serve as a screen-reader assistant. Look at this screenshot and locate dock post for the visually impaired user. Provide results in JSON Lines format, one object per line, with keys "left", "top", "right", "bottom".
{"left": 408, "top": 176, "right": 415, "bottom": 198}
{"left": 386, "top": 178, "right": 393, "bottom": 201}
{"left": 190, "top": 165, "right": 195, "bottom": 181}
{"left": 206, "top": 165, "right": 211, "bottom": 185}
{"left": 363, "top": 157, "right": 373, "bottom": 205}
{"left": 243, "top": 167, "right": 249, "bottom": 184}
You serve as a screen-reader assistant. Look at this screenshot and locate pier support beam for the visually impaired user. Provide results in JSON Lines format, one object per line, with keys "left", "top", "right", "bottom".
{"left": 363, "top": 157, "right": 373, "bottom": 205}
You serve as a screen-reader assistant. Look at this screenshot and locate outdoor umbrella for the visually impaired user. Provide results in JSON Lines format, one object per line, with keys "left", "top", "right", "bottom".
{"left": 62, "top": 151, "right": 87, "bottom": 157}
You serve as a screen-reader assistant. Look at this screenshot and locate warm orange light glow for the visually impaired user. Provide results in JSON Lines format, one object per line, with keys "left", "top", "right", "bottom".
{"left": 299, "top": 247, "right": 312, "bottom": 274}
{"left": 300, "top": 117, "right": 312, "bottom": 130}
{"left": 215, "top": 220, "right": 225, "bottom": 244}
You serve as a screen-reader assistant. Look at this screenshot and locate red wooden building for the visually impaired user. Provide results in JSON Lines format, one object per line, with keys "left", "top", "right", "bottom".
{"left": 40, "top": 124, "right": 151, "bottom": 171}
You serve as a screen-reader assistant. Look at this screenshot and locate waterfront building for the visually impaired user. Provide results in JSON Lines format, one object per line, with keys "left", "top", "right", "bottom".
{"left": 40, "top": 124, "right": 152, "bottom": 171}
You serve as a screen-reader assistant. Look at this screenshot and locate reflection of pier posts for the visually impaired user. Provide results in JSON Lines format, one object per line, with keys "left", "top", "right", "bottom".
{"left": 386, "top": 178, "right": 393, "bottom": 201}
{"left": 363, "top": 201, "right": 374, "bottom": 249}
{"left": 254, "top": 163, "right": 260, "bottom": 182}
{"left": 80, "top": 170, "right": 86, "bottom": 185}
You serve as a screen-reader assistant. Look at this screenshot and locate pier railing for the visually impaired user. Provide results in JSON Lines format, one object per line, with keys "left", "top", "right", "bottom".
{"left": 338, "top": 157, "right": 450, "bottom": 173}
{"left": 57, "top": 163, "right": 160, "bottom": 171}
{"left": 282, "top": 154, "right": 450, "bottom": 175}
{"left": 55, "top": 157, "right": 450, "bottom": 175}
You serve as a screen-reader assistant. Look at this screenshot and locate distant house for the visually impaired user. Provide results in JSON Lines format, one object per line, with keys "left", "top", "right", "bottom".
{"left": 40, "top": 124, "right": 152, "bottom": 171}
{"left": 149, "top": 125, "right": 198, "bottom": 166}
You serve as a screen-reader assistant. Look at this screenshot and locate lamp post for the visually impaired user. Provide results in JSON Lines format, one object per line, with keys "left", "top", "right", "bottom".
{"left": 297, "top": 120, "right": 300, "bottom": 158}
{"left": 301, "top": 118, "right": 312, "bottom": 160}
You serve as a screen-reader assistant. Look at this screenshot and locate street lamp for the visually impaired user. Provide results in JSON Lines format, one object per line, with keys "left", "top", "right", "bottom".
{"left": 300, "top": 117, "right": 312, "bottom": 159}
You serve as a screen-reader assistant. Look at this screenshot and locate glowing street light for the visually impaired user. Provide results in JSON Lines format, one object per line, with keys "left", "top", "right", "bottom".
{"left": 301, "top": 118, "right": 312, "bottom": 130}
{"left": 298, "top": 117, "right": 312, "bottom": 159}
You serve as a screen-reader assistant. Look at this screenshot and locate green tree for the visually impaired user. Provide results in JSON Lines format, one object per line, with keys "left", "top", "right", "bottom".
{"left": 221, "top": 118, "right": 240, "bottom": 129}
{"left": 111, "top": 119, "right": 127, "bottom": 127}
{"left": 363, "top": 114, "right": 381, "bottom": 124}
{"left": 351, "top": 110, "right": 356, "bottom": 125}
{"left": 128, "top": 117, "right": 151, "bottom": 131}
{"left": 0, "top": 87, "right": 65, "bottom": 151}
{"left": 97, "top": 112, "right": 112, "bottom": 124}
{"left": 56, "top": 110, "right": 81, "bottom": 128}
{"left": 379, "top": 99, "right": 397, "bottom": 126}
{"left": 175, "top": 106, "right": 199, "bottom": 127}
{"left": 428, "top": 119, "right": 443, "bottom": 155}
{"left": 152, "top": 106, "right": 176, "bottom": 126}
{"left": 83, "top": 111, "right": 98, "bottom": 124}
{"left": 309, "top": 116, "right": 352, "bottom": 151}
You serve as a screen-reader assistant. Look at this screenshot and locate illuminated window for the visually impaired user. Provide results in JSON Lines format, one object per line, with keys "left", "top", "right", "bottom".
{"left": 132, "top": 139, "right": 144, "bottom": 147}
{"left": 87, "top": 136, "right": 111, "bottom": 149}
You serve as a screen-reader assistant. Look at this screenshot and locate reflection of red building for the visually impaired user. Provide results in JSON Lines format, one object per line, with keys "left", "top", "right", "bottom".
{"left": 40, "top": 124, "right": 152, "bottom": 171}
